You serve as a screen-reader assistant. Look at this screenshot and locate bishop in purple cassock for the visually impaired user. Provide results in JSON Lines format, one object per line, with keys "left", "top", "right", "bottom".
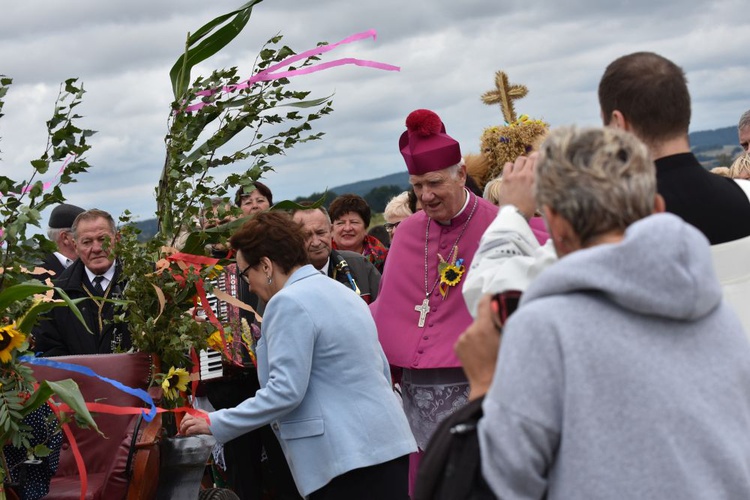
{"left": 370, "top": 109, "right": 498, "bottom": 486}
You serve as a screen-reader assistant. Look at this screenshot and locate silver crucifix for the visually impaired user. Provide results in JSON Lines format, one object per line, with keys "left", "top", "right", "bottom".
{"left": 414, "top": 297, "right": 430, "bottom": 328}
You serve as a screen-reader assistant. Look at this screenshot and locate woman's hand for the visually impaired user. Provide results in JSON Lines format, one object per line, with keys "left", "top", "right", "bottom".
{"left": 455, "top": 295, "right": 502, "bottom": 400}
{"left": 179, "top": 411, "right": 212, "bottom": 436}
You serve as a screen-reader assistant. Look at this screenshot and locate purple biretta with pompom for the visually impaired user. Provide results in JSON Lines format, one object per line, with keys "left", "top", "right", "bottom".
{"left": 399, "top": 109, "right": 463, "bottom": 175}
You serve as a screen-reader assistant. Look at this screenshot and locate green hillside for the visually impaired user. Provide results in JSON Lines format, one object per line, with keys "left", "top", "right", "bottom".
{"left": 689, "top": 126, "right": 743, "bottom": 169}
{"left": 326, "top": 171, "right": 410, "bottom": 197}
{"left": 689, "top": 126, "right": 737, "bottom": 148}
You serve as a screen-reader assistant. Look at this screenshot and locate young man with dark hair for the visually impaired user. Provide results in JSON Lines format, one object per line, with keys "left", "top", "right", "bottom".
{"left": 598, "top": 51, "right": 750, "bottom": 245}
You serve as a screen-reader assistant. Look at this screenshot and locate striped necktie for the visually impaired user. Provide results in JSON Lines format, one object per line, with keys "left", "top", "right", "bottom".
{"left": 92, "top": 276, "right": 105, "bottom": 296}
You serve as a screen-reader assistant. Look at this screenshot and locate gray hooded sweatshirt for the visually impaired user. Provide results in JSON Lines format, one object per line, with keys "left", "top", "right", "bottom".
{"left": 479, "top": 213, "right": 750, "bottom": 499}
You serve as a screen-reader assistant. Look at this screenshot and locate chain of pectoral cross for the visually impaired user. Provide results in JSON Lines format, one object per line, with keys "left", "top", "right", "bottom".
{"left": 415, "top": 194, "right": 478, "bottom": 327}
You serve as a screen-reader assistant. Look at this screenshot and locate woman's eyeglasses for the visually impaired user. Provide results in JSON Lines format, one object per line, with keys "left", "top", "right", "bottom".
{"left": 384, "top": 221, "right": 401, "bottom": 233}
{"left": 239, "top": 263, "right": 252, "bottom": 284}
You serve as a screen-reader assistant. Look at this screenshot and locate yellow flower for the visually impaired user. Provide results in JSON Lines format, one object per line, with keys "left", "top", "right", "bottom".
{"left": 440, "top": 264, "right": 465, "bottom": 287}
{"left": 0, "top": 323, "right": 26, "bottom": 363}
{"left": 161, "top": 366, "right": 190, "bottom": 400}
{"left": 206, "top": 264, "right": 224, "bottom": 280}
{"left": 207, "top": 329, "right": 232, "bottom": 351}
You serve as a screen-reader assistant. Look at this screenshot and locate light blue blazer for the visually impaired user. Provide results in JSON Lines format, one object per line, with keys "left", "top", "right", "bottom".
{"left": 209, "top": 265, "right": 416, "bottom": 496}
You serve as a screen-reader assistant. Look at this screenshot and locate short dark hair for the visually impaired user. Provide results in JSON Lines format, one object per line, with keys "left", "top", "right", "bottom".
{"left": 368, "top": 225, "right": 390, "bottom": 248}
{"left": 234, "top": 181, "right": 273, "bottom": 206}
{"left": 229, "top": 211, "right": 308, "bottom": 274}
{"left": 598, "top": 52, "right": 691, "bottom": 144}
{"left": 328, "top": 194, "right": 371, "bottom": 227}
{"left": 465, "top": 174, "right": 483, "bottom": 197}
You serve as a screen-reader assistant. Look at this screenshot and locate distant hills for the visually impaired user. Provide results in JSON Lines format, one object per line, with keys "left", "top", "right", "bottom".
{"left": 318, "top": 126, "right": 743, "bottom": 196}
{"left": 134, "top": 125, "right": 743, "bottom": 239}
{"left": 689, "top": 126, "right": 737, "bottom": 148}
{"left": 326, "top": 171, "right": 410, "bottom": 197}
{"left": 688, "top": 126, "right": 743, "bottom": 169}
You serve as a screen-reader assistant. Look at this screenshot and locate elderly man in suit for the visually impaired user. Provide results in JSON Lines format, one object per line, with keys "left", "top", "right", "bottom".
{"left": 34, "top": 208, "right": 130, "bottom": 356}
{"left": 291, "top": 206, "right": 381, "bottom": 303}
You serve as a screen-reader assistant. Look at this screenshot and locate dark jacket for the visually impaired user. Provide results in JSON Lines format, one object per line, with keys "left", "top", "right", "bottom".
{"left": 328, "top": 249, "right": 381, "bottom": 303}
{"left": 38, "top": 252, "right": 77, "bottom": 284}
{"left": 656, "top": 152, "right": 750, "bottom": 244}
{"left": 33, "top": 259, "right": 130, "bottom": 356}
{"left": 40, "top": 252, "right": 66, "bottom": 278}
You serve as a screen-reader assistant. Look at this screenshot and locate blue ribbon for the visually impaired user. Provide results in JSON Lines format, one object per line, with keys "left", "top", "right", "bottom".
{"left": 20, "top": 355, "right": 156, "bottom": 422}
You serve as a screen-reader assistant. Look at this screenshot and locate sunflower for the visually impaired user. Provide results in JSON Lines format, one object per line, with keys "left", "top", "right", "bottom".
{"left": 0, "top": 323, "right": 26, "bottom": 363}
{"left": 206, "top": 264, "right": 225, "bottom": 280}
{"left": 161, "top": 366, "right": 190, "bottom": 401}
{"left": 440, "top": 264, "right": 465, "bottom": 287}
{"left": 207, "top": 329, "right": 232, "bottom": 351}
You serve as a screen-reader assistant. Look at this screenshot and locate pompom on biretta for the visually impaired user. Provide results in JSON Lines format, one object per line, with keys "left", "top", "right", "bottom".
{"left": 399, "top": 108, "right": 461, "bottom": 175}
{"left": 405, "top": 109, "right": 443, "bottom": 137}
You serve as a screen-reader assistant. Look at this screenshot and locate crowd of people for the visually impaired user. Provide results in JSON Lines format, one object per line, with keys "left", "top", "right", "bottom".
{"left": 29, "top": 50, "right": 750, "bottom": 500}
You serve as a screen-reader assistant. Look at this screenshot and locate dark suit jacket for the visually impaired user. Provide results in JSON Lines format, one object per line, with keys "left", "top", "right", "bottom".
{"left": 328, "top": 249, "right": 382, "bottom": 303}
{"left": 33, "top": 260, "right": 130, "bottom": 356}
{"left": 38, "top": 252, "right": 69, "bottom": 283}
{"left": 656, "top": 153, "right": 750, "bottom": 245}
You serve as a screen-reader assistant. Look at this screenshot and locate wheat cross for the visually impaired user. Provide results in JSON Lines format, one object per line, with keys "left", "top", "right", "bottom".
{"left": 481, "top": 71, "right": 528, "bottom": 124}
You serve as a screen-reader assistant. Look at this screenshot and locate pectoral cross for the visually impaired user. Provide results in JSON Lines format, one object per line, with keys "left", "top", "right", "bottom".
{"left": 414, "top": 297, "right": 430, "bottom": 328}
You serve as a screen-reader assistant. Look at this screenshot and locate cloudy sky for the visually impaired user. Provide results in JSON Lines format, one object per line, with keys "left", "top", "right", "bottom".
{"left": 2, "top": 0, "right": 749, "bottom": 224}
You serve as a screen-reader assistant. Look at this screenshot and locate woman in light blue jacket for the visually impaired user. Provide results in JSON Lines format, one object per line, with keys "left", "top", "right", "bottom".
{"left": 181, "top": 211, "right": 416, "bottom": 499}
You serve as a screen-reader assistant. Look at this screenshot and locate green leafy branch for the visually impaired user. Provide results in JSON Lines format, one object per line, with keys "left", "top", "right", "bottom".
{"left": 157, "top": 36, "right": 333, "bottom": 247}
{"left": 0, "top": 77, "right": 95, "bottom": 289}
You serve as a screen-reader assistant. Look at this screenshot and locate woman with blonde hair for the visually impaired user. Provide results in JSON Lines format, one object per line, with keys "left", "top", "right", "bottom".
{"left": 383, "top": 191, "right": 413, "bottom": 239}
{"left": 729, "top": 152, "right": 750, "bottom": 179}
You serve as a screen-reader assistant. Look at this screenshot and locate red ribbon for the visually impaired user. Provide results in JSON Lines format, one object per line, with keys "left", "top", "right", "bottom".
{"left": 167, "top": 252, "right": 220, "bottom": 267}
{"left": 48, "top": 400, "right": 212, "bottom": 500}
{"left": 80, "top": 402, "right": 211, "bottom": 421}
{"left": 47, "top": 401, "right": 88, "bottom": 500}
{"left": 167, "top": 251, "right": 234, "bottom": 372}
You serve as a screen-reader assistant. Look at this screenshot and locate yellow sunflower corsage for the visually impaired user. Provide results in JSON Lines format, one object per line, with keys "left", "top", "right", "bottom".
{"left": 437, "top": 246, "right": 466, "bottom": 299}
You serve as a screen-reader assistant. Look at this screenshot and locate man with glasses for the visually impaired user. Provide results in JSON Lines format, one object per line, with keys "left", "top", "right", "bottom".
{"left": 34, "top": 209, "right": 129, "bottom": 356}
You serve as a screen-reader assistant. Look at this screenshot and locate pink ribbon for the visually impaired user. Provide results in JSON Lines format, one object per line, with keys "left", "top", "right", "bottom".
{"left": 18, "top": 154, "right": 76, "bottom": 194}
{"left": 184, "top": 29, "right": 399, "bottom": 112}
{"left": 0, "top": 154, "right": 76, "bottom": 244}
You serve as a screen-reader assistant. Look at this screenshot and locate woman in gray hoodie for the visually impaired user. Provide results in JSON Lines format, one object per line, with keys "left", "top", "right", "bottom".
{"left": 466, "top": 126, "right": 750, "bottom": 499}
